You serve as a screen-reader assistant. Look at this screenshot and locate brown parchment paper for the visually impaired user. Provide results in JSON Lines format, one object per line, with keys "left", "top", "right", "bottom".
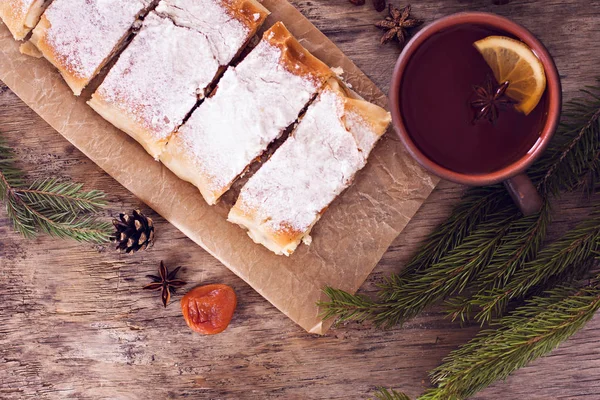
{"left": 0, "top": 0, "right": 439, "bottom": 334}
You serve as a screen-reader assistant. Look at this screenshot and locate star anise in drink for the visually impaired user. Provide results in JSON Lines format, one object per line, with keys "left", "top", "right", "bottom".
{"left": 471, "top": 77, "right": 516, "bottom": 124}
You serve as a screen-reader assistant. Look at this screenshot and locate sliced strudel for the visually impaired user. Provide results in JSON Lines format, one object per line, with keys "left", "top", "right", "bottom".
{"left": 228, "top": 79, "right": 391, "bottom": 256}
{"left": 155, "top": 0, "right": 269, "bottom": 65}
{"left": 160, "top": 22, "right": 332, "bottom": 205}
{"left": 30, "top": 0, "right": 152, "bottom": 95}
{"left": 89, "top": 0, "right": 269, "bottom": 160}
{"left": 0, "top": 0, "right": 49, "bottom": 40}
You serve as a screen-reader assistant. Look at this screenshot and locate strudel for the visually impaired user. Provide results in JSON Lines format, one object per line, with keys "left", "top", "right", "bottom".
{"left": 160, "top": 22, "right": 332, "bottom": 205}
{"left": 0, "top": 0, "right": 49, "bottom": 40}
{"left": 228, "top": 79, "right": 391, "bottom": 256}
{"left": 30, "top": 0, "right": 152, "bottom": 95}
{"left": 155, "top": 0, "right": 269, "bottom": 65}
{"left": 89, "top": 0, "right": 269, "bottom": 160}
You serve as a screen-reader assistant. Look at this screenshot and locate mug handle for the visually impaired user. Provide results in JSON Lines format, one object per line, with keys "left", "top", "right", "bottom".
{"left": 503, "top": 173, "right": 543, "bottom": 216}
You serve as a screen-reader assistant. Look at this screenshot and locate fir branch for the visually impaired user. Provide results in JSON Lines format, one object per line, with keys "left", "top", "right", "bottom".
{"left": 0, "top": 137, "right": 25, "bottom": 196}
{"left": 445, "top": 201, "right": 551, "bottom": 323}
{"left": 374, "top": 388, "right": 412, "bottom": 400}
{"left": 5, "top": 188, "right": 112, "bottom": 242}
{"left": 376, "top": 211, "right": 516, "bottom": 326}
{"left": 324, "top": 187, "right": 512, "bottom": 326}
{"left": 320, "top": 286, "right": 380, "bottom": 324}
{"left": 474, "top": 200, "right": 552, "bottom": 289}
{"left": 468, "top": 210, "right": 600, "bottom": 322}
{"left": 5, "top": 188, "right": 36, "bottom": 238}
{"left": 16, "top": 178, "right": 107, "bottom": 213}
{"left": 321, "top": 210, "right": 518, "bottom": 327}
{"left": 444, "top": 295, "right": 476, "bottom": 326}
{"left": 399, "top": 185, "right": 510, "bottom": 275}
{"left": 532, "top": 82, "right": 600, "bottom": 195}
{"left": 526, "top": 256, "right": 597, "bottom": 299}
{"left": 0, "top": 133, "right": 112, "bottom": 243}
{"left": 421, "top": 281, "right": 600, "bottom": 400}
{"left": 578, "top": 149, "right": 600, "bottom": 195}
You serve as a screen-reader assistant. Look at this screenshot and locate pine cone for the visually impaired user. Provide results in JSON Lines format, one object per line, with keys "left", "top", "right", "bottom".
{"left": 111, "top": 209, "right": 155, "bottom": 253}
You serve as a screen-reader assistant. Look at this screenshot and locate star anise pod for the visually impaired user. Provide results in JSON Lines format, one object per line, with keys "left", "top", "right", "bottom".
{"left": 143, "top": 261, "right": 187, "bottom": 307}
{"left": 375, "top": 4, "right": 423, "bottom": 47}
{"left": 471, "top": 77, "right": 516, "bottom": 124}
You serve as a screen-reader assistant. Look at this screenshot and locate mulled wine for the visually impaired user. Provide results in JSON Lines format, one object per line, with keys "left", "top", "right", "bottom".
{"left": 400, "top": 24, "right": 548, "bottom": 174}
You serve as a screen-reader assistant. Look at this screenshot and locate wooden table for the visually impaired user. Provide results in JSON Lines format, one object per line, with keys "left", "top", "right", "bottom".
{"left": 1, "top": 1, "right": 599, "bottom": 398}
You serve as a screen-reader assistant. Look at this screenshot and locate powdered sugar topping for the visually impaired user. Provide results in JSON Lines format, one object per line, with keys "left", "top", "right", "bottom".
{"left": 6, "top": 0, "right": 35, "bottom": 17}
{"left": 43, "top": 0, "right": 147, "bottom": 81}
{"left": 345, "top": 110, "right": 380, "bottom": 154}
{"left": 2, "top": 0, "right": 49, "bottom": 39}
{"left": 95, "top": 13, "right": 220, "bottom": 142}
{"left": 156, "top": 0, "right": 252, "bottom": 65}
{"left": 235, "top": 87, "right": 379, "bottom": 236}
{"left": 170, "top": 39, "right": 323, "bottom": 199}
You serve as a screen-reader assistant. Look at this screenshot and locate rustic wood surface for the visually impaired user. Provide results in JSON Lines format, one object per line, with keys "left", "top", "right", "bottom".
{"left": 1, "top": 0, "right": 599, "bottom": 399}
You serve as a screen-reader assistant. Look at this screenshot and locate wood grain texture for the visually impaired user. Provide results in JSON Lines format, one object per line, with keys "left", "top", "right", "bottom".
{"left": 1, "top": 0, "right": 599, "bottom": 399}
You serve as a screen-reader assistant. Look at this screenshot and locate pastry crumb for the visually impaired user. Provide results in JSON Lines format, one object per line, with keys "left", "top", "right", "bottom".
{"left": 19, "top": 41, "right": 42, "bottom": 58}
{"left": 331, "top": 66, "right": 344, "bottom": 76}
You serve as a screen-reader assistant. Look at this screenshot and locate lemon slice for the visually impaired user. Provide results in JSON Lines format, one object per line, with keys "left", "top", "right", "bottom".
{"left": 474, "top": 35, "right": 546, "bottom": 115}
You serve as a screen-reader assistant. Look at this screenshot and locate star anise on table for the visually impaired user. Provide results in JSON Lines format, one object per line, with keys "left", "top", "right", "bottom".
{"left": 143, "top": 261, "right": 187, "bottom": 307}
{"left": 471, "top": 77, "right": 516, "bottom": 124}
{"left": 375, "top": 4, "right": 423, "bottom": 46}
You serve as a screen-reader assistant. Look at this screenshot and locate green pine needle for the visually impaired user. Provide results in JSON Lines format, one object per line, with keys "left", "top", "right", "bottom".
{"left": 445, "top": 201, "right": 552, "bottom": 323}
{"left": 475, "top": 200, "right": 552, "bottom": 289}
{"left": 0, "top": 133, "right": 112, "bottom": 243}
{"left": 0, "top": 137, "right": 25, "bottom": 195}
{"left": 374, "top": 388, "right": 412, "bottom": 400}
{"left": 422, "top": 280, "right": 600, "bottom": 399}
{"left": 319, "top": 286, "right": 381, "bottom": 324}
{"left": 532, "top": 81, "right": 600, "bottom": 195}
{"left": 375, "top": 210, "right": 516, "bottom": 326}
{"left": 320, "top": 209, "right": 519, "bottom": 328}
{"left": 400, "top": 185, "right": 511, "bottom": 275}
{"left": 469, "top": 209, "right": 600, "bottom": 323}
{"left": 17, "top": 178, "right": 107, "bottom": 213}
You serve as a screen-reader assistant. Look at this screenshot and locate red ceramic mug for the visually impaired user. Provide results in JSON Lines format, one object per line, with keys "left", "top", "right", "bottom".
{"left": 390, "top": 12, "right": 562, "bottom": 216}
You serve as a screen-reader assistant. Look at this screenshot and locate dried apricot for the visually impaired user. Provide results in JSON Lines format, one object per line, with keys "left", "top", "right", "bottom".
{"left": 181, "top": 284, "right": 237, "bottom": 335}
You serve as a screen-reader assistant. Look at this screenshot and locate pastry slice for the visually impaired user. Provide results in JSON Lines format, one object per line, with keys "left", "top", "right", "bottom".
{"left": 155, "top": 0, "right": 269, "bottom": 65}
{"left": 0, "top": 0, "right": 50, "bottom": 40}
{"left": 160, "top": 22, "right": 332, "bottom": 205}
{"left": 30, "top": 0, "right": 152, "bottom": 95}
{"left": 228, "top": 79, "right": 391, "bottom": 256}
{"left": 88, "top": 13, "right": 220, "bottom": 160}
{"left": 88, "top": 0, "right": 269, "bottom": 160}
